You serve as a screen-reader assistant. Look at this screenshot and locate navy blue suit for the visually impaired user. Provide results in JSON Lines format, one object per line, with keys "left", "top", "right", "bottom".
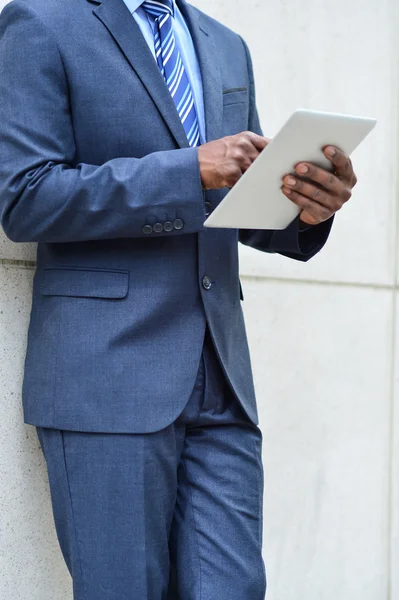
{"left": 0, "top": 0, "right": 332, "bottom": 597}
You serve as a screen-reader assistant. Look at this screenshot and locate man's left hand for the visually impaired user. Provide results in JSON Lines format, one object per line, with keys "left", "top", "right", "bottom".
{"left": 281, "top": 146, "right": 358, "bottom": 226}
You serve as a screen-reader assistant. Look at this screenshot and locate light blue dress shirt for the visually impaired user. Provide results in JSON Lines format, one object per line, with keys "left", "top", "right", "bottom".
{"left": 122, "top": 0, "right": 206, "bottom": 144}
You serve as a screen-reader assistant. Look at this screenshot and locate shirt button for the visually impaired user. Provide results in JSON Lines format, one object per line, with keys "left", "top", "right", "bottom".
{"left": 153, "top": 222, "right": 164, "bottom": 233}
{"left": 205, "top": 202, "right": 212, "bottom": 217}
{"left": 202, "top": 276, "right": 212, "bottom": 290}
{"left": 163, "top": 221, "right": 173, "bottom": 232}
{"left": 173, "top": 219, "right": 184, "bottom": 230}
{"left": 142, "top": 225, "right": 153, "bottom": 235}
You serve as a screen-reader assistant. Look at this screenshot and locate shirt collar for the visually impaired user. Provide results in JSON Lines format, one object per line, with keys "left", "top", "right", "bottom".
{"left": 123, "top": 0, "right": 176, "bottom": 15}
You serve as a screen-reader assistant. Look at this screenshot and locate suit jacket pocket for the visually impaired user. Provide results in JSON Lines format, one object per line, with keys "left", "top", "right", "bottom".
{"left": 222, "top": 88, "right": 249, "bottom": 107}
{"left": 32, "top": 267, "right": 131, "bottom": 420}
{"left": 222, "top": 90, "right": 249, "bottom": 137}
{"left": 40, "top": 267, "right": 129, "bottom": 299}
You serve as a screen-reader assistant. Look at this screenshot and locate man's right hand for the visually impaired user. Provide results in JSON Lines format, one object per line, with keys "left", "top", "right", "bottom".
{"left": 198, "top": 131, "right": 269, "bottom": 190}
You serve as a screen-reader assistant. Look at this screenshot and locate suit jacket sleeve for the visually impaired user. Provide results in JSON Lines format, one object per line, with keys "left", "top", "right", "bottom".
{"left": 0, "top": 1, "right": 206, "bottom": 243}
{"left": 238, "top": 36, "right": 333, "bottom": 263}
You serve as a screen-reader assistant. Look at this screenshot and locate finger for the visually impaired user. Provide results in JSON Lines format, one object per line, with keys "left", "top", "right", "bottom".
{"left": 281, "top": 186, "right": 333, "bottom": 223}
{"left": 232, "top": 143, "right": 261, "bottom": 170}
{"left": 292, "top": 163, "right": 351, "bottom": 201}
{"left": 323, "top": 146, "right": 354, "bottom": 180}
{"left": 242, "top": 140, "right": 265, "bottom": 163}
{"left": 242, "top": 156, "right": 256, "bottom": 173}
{"left": 226, "top": 164, "right": 244, "bottom": 188}
{"left": 282, "top": 175, "right": 347, "bottom": 211}
{"left": 240, "top": 131, "right": 269, "bottom": 152}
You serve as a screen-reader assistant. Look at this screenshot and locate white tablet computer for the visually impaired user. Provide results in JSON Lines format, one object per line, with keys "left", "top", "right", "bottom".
{"left": 203, "top": 109, "right": 377, "bottom": 230}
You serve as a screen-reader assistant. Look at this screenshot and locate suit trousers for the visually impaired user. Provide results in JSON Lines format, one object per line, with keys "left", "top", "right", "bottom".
{"left": 36, "top": 330, "right": 266, "bottom": 600}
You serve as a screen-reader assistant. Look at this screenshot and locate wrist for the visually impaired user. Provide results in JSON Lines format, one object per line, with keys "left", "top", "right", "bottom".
{"left": 197, "top": 146, "right": 207, "bottom": 190}
{"left": 298, "top": 216, "right": 314, "bottom": 232}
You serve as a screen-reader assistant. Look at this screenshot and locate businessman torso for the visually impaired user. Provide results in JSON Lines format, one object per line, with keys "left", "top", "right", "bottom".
{"left": 0, "top": 0, "right": 262, "bottom": 432}
{"left": 0, "top": 0, "right": 330, "bottom": 433}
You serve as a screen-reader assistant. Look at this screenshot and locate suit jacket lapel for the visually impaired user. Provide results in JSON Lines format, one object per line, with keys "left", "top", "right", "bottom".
{"left": 177, "top": 0, "right": 223, "bottom": 143}
{"left": 89, "top": 0, "right": 223, "bottom": 146}
{"left": 91, "top": 0, "right": 190, "bottom": 148}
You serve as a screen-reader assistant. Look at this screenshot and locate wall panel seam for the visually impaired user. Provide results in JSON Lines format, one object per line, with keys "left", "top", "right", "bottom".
{"left": 241, "top": 274, "right": 395, "bottom": 292}
{"left": 0, "top": 259, "right": 36, "bottom": 269}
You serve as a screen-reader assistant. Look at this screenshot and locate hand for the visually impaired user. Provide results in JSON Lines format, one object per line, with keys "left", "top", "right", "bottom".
{"left": 198, "top": 131, "right": 269, "bottom": 190}
{"left": 281, "top": 146, "right": 358, "bottom": 226}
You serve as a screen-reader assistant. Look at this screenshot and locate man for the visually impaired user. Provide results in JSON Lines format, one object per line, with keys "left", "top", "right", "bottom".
{"left": 0, "top": 0, "right": 357, "bottom": 598}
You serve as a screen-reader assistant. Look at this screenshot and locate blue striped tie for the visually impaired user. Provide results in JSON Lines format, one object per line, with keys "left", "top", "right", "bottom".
{"left": 142, "top": 0, "right": 200, "bottom": 147}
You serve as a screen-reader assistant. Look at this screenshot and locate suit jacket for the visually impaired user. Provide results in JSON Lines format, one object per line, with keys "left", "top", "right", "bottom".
{"left": 0, "top": 0, "right": 332, "bottom": 432}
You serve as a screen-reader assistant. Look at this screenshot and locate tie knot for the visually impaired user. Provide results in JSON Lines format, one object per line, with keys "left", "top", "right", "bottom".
{"left": 142, "top": 0, "right": 174, "bottom": 19}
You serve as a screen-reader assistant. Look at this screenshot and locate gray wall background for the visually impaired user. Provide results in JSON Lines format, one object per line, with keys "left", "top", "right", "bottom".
{"left": 0, "top": 0, "right": 397, "bottom": 598}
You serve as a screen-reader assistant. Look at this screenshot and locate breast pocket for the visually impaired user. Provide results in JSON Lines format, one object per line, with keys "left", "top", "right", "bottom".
{"left": 222, "top": 88, "right": 249, "bottom": 137}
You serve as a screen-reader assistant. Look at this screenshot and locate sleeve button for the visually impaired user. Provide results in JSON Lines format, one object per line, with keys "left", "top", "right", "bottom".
{"left": 205, "top": 202, "right": 212, "bottom": 217}
{"left": 164, "top": 221, "right": 173, "bottom": 232}
{"left": 173, "top": 219, "right": 184, "bottom": 230}
{"left": 142, "top": 225, "right": 153, "bottom": 235}
{"left": 153, "top": 223, "right": 164, "bottom": 233}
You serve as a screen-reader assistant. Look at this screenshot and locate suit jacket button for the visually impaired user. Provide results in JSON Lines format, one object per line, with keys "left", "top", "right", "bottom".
{"left": 143, "top": 224, "right": 153, "bottom": 235}
{"left": 153, "top": 222, "right": 163, "bottom": 233}
{"left": 173, "top": 219, "right": 184, "bottom": 230}
{"left": 164, "top": 221, "right": 173, "bottom": 232}
{"left": 202, "top": 276, "right": 212, "bottom": 290}
{"left": 205, "top": 202, "right": 212, "bottom": 217}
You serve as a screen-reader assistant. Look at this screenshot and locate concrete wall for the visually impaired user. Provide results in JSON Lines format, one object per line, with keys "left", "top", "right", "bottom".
{"left": 0, "top": 0, "right": 396, "bottom": 598}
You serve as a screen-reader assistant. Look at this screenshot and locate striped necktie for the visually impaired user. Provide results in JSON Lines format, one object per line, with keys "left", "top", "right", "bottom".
{"left": 142, "top": 0, "right": 200, "bottom": 147}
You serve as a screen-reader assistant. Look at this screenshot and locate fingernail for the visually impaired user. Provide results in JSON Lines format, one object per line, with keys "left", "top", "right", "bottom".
{"left": 327, "top": 146, "right": 336, "bottom": 157}
{"left": 282, "top": 186, "right": 291, "bottom": 195}
{"left": 297, "top": 164, "right": 308, "bottom": 174}
{"left": 286, "top": 177, "right": 296, "bottom": 186}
